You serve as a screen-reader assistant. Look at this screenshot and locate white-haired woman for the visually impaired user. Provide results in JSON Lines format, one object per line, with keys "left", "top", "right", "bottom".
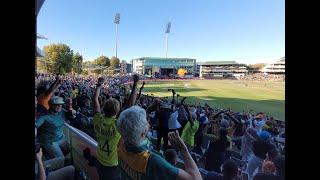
{"left": 116, "top": 105, "right": 202, "bottom": 180}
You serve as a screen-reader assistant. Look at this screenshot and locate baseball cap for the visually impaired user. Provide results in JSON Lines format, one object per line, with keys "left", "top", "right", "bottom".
{"left": 50, "top": 96, "right": 65, "bottom": 105}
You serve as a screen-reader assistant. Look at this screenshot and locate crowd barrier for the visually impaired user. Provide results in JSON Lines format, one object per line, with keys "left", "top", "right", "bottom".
{"left": 63, "top": 123, "right": 99, "bottom": 179}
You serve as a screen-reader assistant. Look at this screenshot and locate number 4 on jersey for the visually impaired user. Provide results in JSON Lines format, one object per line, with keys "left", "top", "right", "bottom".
{"left": 102, "top": 139, "right": 111, "bottom": 155}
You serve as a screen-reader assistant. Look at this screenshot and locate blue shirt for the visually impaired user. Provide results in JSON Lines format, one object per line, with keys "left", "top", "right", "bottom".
{"left": 35, "top": 110, "right": 66, "bottom": 144}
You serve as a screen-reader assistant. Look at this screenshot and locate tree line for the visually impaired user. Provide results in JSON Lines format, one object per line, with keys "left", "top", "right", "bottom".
{"left": 37, "top": 43, "right": 120, "bottom": 75}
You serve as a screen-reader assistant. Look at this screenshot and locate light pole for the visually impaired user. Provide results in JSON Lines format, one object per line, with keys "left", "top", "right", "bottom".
{"left": 114, "top": 13, "right": 120, "bottom": 58}
{"left": 165, "top": 22, "right": 171, "bottom": 58}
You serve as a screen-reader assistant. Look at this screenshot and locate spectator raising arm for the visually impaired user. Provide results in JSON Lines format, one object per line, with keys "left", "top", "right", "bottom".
{"left": 225, "top": 112, "right": 241, "bottom": 124}
{"left": 125, "top": 74, "right": 139, "bottom": 108}
{"left": 208, "top": 110, "right": 224, "bottom": 123}
{"left": 136, "top": 81, "right": 146, "bottom": 102}
{"left": 146, "top": 98, "right": 161, "bottom": 113}
{"left": 180, "top": 97, "right": 187, "bottom": 105}
{"left": 170, "top": 89, "right": 176, "bottom": 111}
{"left": 168, "top": 131, "right": 202, "bottom": 180}
{"left": 183, "top": 104, "right": 194, "bottom": 126}
{"left": 94, "top": 77, "right": 105, "bottom": 113}
{"left": 46, "top": 75, "right": 62, "bottom": 96}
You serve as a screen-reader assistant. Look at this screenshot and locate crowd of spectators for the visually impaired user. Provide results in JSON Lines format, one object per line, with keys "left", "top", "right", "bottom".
{"left": 35, "top": 73, "right": 285, "bottom": 180}
{"left": 239, "top": 73, "right": 285, "bottom": 82}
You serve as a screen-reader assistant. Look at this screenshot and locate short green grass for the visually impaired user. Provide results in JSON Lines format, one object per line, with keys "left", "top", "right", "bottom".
{"left": 141, "top": 80, "right": 285, "bottom": 121}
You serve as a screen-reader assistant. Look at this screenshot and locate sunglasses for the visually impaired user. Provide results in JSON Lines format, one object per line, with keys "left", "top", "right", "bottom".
{"left": 53, "top": 104, "right": 63, "bottom": 106}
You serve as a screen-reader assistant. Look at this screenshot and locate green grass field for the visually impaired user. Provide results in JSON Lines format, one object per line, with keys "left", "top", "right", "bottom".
{"left": 141, "top": 80, "right": 285, "bottom": 121}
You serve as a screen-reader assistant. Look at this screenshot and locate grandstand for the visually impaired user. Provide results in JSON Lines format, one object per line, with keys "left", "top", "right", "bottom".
{"left": 132, "top": 57, "right": 196, "bottom": 78}
{"left": 261, "top": 57, "right": 285, "bottom": 74}
{"left": 198, "top": 61, "right": 248, "bottom": 79}
{"left": 35, "top": 0, "right": 285, "bottom": 178}
{"left": 119, "top": 60, "right": 132, "bottom": 75}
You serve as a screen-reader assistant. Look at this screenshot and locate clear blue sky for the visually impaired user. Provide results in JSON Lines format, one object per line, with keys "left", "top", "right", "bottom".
{"left": 37, "top": 0, "right": 284, "bottom": 64}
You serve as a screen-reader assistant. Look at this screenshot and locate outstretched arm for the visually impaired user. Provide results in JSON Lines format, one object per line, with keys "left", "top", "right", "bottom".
{"left": 168, "top": 132, "right": 201, "bottom": 180}
{"left": 170, "top": 89, "right": 176, "bottom": 111}
{"left": 209, "top": 110, "right": 224, "bottom": 122}
{"left": 125, "top": 74, "right": 139, "bottom": 108}
{"left": 183, "top": 105, "right": 194, "bottom": 126}
{"left": 94, "top": 77, "right": 105, "bottom": 113}
{"left": 45, "top": 75, "right": 61, "bottom": 96}
{"left": 146, "top": 98, "right": 160, "bottom": 113}
{"left": 136, "top": 81, "right": 146, "bottom": 102}
{"left": 225, "top": 112, "right": 241, "bottom": 124}
{"left": 180, "top": 97, "right": 187, "bottom": 105}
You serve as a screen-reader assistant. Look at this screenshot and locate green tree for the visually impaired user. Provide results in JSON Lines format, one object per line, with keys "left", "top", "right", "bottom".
{"left": 82, "top": 61, "right": 94, "bottom": 69}
{"left": 91, "top": 55, "right": 110, "bottom": 75}
{"left": 110, "top": 56, "right": 120, "bottom": 68}
{"left": 43, "top": 43, "right": 74, "bottom": 74}
{"left": 93, "top": 55, "right": 110, "bottom": 67}
{"left": 93, "top": 68, "right": 104, "bottom": 75}
{"left": 36, "top": 57, "right": 48, "bottom": 73}
{"left": 82, "top": 69, "right": 89, "bottom": 75}
{"left": 72, "top": 52, "right": 83, "bottom": 74}
{"left": 105, "top": 67, "right": 115, "bottom": 76}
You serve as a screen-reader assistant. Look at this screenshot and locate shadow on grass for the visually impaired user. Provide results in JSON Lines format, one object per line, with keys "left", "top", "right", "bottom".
{"left": 142, "top": 86, "right": 207, "bottom": 93}
{"left": 177, "top": 96, "right": 284, "bottom": 121}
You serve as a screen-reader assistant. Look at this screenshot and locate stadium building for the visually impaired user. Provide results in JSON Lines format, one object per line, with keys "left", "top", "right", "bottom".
{"left": 195, "top": 64, "right": 201, "bottom": 77}
{"left": 132, "top": 57, "right": 196, "bottom": 77}
{"left": 198, "top": 61, "right": 248, "bottom": 79}
{"left": 119, "top": 60, "right": 133, "bottom": 75}
{"left": 262, "top": 57, "right": 285, "bottom": 74}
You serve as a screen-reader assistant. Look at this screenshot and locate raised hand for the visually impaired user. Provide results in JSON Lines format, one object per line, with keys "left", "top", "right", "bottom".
{"left": 168, "top": 131, "right": 187, "bottom": 151}
{"left": 133, "top": 74, "right": 140, "bottom": 83}
{"left": 36, "top": 148, "right": 43, "bottom": 161}
{"left": 97, "top": 77, "right": 105, "bottom": 86}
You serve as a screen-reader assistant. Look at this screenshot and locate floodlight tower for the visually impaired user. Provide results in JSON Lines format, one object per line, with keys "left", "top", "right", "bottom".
{"left": 114, "top": 13, "right": 120, "bottom": 58}
{"left": 165, "top": 22, "right": 171, "bottom": 58}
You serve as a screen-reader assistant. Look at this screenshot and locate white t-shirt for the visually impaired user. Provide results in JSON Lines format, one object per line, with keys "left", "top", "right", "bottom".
{"left": 168, "top": 111, "right": 182, "bottom": 130}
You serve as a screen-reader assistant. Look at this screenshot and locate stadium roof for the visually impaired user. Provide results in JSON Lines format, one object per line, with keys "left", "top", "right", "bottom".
{"left": 36, "top": 47, "right": 45, "bottom": 57}
{"left": 36, "top": 0, "right": 46, "bottom": 57}
{"left": 198, "top": 61, "right": 242, "bottom": 65}
{"left": 36, "top": 0, "right": 45, "bottom": 17}
{"left": 136, "top": 57, "right": 196, "bottom": 60}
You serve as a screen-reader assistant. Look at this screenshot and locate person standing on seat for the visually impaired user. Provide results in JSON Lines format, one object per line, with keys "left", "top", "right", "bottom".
{"left": 35, "top": 96, "right": 74, "bottom": 159}
{"left": 92, "top": 77, "right": 121, "bottom": 180}
{"left": 181, "top": 105, "right": 199, "bottom": 151}
{"left": 92, "top": 74, "right": 139, "bottom": 180}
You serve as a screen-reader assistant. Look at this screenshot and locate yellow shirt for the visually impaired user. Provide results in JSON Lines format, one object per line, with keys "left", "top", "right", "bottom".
{"left": 181, "top": 121, "right": 199, "bottom": 147}
{"left": 71, "top": 89, "right": 78, "bottom": 99}
{"left": 93, "top": 113, "right": 121, "bottom": 166}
